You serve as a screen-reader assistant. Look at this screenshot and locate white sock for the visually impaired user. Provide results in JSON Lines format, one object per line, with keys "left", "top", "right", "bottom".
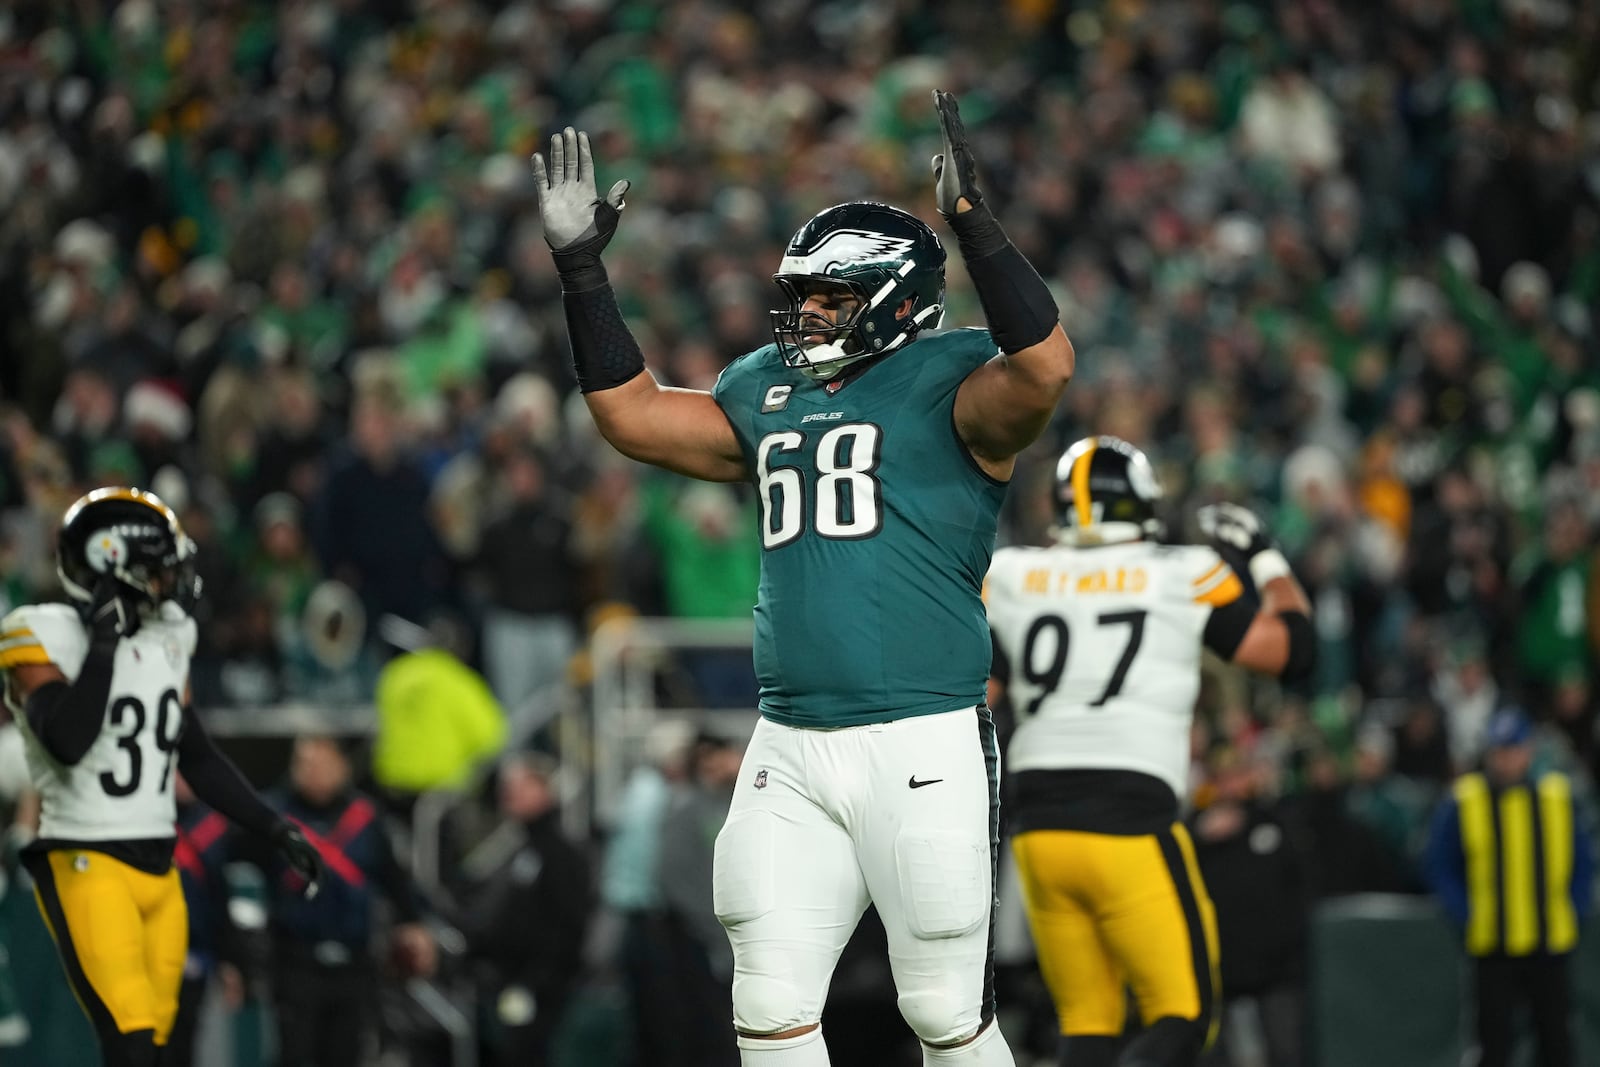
{"left": 922, "top": 1019, "right": 1016, "bottom": 1066}
{"left": 738, "top": 1025, "right": 830, "bottom": 1066}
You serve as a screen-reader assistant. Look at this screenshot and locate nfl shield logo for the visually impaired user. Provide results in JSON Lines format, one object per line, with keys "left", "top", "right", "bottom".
{"left": 754, "top": 769, "right": 768, "bottom": 790}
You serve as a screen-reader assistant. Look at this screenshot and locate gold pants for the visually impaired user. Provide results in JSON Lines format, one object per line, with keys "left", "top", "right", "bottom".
{"left": 29, "top": 849, "right": 188, "bottom": 1044}
{"left": 1012, "top": 824, "right": 1220, "bottom": 1041}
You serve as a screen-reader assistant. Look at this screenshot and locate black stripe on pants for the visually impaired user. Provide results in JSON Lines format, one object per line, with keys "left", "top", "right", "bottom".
{"left": 977, "top": 704, "right": 1001, "bottom": 1028}
{"left": 25, "top": 850, "right": 125, "bottom": 1046}
{"left": 1154, "top": 829, "right": 1215, "bottom": 1034}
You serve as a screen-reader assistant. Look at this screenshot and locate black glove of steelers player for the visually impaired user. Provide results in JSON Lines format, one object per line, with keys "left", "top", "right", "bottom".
{"left": 273, "top": 821, "right": 325, "bottom": 900}
{"left": 1196, "top": 502, "right": 1292, "bottom": 590}
{"left": 1196, "top": 503, "right": 1274, "bottom": 561}
{"left": 89, "top": 574, "right": 140, "bottom": 640}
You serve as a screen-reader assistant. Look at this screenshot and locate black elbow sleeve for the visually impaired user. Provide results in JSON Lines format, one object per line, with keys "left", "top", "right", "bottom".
{"left": 1277, "top": 610, "right": 1318, "bottom": 683}
{"left": 26, "top": 641, "right": 116, "bottom": 766}
{"left": 177, "top": 710, "right": 282, "bottom": 840}
{"left": 947, "top": 204, "right": 1060, "bottom": 354}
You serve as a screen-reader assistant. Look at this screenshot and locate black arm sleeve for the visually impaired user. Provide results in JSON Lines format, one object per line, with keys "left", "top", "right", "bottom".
{"left": 563, "top": 277, "right": 646, "bottom": 393}
{"left": 1276, "top": 609, "right": 1318, "bottom": 683}
{"left": 176, "top": 710, "right": 283, "bottom": 840}
{"left": 947, "top": 204, "right": 1060, "bottom": 354}
{"left": 24, "top": 634, "right": 117, "bottom": 766}
{"left": 1202, "top": 594, "right": 1258, "bottom": 660}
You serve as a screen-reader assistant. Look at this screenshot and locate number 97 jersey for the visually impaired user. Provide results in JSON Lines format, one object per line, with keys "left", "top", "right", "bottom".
{"left": 985, "top": 540, "right": 1248, "bottom": 800}
{"left": 0, "top": 603, "right": 196, "bottom": 843}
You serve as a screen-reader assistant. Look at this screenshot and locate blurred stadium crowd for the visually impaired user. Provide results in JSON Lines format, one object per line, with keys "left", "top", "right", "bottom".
{"left": 2, "top": 0, "right": 1600, "bottom": 1062}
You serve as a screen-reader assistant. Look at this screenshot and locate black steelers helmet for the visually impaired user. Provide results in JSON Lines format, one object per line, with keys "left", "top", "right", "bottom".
{"left": 1053, "top": 436, "right": 1164, "bottom": 545}
{"left": 57, "top": 487, "right": 200, "bottom": 612}
{"left": 771, "top": 201, "right": 946, "bottom": 380}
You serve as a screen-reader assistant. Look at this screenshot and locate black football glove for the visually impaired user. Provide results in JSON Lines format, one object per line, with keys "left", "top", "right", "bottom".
{"left": 1196, "top": 503, "right": 1292, "bottom": 588}
{"left": 1196, "top": 503, "right": 1274, "bottom": 560}
{"left": 531, "top": 126, "right": 631, "bottom": 279}
{"left": 272, "top": 821, "right": 324, "bottom": 900}
{"left": 89, "top": 575, "right": 140, "bottom": 640}
{"left": 931, "top": 89, "right": 985, "bottom": 219}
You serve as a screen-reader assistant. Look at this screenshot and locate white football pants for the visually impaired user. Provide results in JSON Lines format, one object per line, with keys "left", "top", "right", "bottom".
{"left": 713, "top": 706, "right": 1002, "bottom": 1046}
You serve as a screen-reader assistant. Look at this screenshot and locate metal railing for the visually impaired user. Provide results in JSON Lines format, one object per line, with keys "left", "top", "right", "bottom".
{"left": 582, "top": 615, "right": 757, "bottom": 836}
{"left": 194, "top": 701, "right": 481, "bottom": 1067}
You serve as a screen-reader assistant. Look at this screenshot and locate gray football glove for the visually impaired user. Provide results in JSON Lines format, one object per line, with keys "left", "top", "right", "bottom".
{"left": 530, "top": 127, "right": 631, "bottom": 276}
{"left": 1196, "top": 503, "right": 1274, "bottom": 559}
{"left": 931, "top": 89, "right": 984, "bottom": 219}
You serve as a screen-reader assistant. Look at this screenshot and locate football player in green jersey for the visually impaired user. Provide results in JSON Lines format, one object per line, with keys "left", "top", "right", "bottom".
{"left": 533, "top": 91, "right": 1074, "bottom": 1067}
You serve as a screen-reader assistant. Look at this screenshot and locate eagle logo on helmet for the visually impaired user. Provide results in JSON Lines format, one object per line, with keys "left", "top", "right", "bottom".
{"left": 771, "top": 203, "right": 947, "bottom": 381}
{"left": 779, "top": 229, "right": 918, "bottom": 275}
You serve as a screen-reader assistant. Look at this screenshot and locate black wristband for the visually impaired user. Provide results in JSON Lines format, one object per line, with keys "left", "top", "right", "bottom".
{"left": 946, "top": 201, "right": 1011, "bottom": 260}
{"left": 946, "top": 202, "right": 1058, "bottom": 353}
{"left": 552, "top": 202, "right": 621, "bottom": 294}
{"left": 1276, "top": 610, "right": 1318, "bottom": 683}
{"left": 563, "top": 281, "right": 646, "bottom": 393}
{"left": 967, "top": 243, "right": 1060, "bottom": 354}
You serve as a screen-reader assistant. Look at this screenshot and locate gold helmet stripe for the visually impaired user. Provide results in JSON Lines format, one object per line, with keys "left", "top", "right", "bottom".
{"left": 64, "top": 487, "right": 184, "bottom": 536}
{"left": 1071, "top": 438, "right": 1098, "bottom": 528}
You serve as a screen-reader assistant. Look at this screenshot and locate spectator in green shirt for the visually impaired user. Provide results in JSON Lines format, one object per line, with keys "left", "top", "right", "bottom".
{"left": 1515, "top": 498, "right": 1597, "bottom": 705}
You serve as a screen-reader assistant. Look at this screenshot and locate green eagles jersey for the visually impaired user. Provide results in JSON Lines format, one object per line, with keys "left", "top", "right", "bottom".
{"left": 712, "top": 328, "right": 1007, "bottom": 728}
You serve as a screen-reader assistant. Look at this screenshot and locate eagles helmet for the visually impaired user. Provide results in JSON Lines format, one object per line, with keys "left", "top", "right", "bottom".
{"left": 57, "top": 487, "right": 200, "bottom": 613}
{"left": 1053, "top": 436, "right": 1165, "bottom": 545}
{"left": 771, "top": 201, "right": 946, "bottom": 380}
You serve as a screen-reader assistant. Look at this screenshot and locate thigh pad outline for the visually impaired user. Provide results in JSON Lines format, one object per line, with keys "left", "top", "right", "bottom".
{"left": 713, "top": 811, "right": 777, "bottom": 927}
{"left": 893, "top": 829, "right": 990, "bottom": 941}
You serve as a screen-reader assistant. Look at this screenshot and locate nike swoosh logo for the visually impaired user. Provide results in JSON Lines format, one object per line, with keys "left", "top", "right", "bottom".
{"left": 908, "top": 776, "right": 944, "bottom": 789}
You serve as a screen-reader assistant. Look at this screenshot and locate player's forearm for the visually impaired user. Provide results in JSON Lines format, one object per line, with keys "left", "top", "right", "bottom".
{"left": 947, "top": 203, "right": 1063, "bottom": 358}
{"left": 559, "top": 263, "right": 648, "bottom": 395}
{"left": 1258, "top": 575, "right": 1316, "bottom": 681}
{"left": 176, "top": 712, "right": 284, "bottom": 840}
{"left": 25, "top": 636, "right": 117, "bottom": 766}
{"left": 1259, "top": 573, "right": 1312, "bottom": 618}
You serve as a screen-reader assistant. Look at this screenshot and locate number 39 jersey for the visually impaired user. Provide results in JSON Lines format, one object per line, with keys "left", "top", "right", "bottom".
{"left": 985, "top": 540, "right": 1250, "bottom": 799}
{"left": 714, "top": 329, "right": 1006, "bottom": 728}
{"left": 1, "top": 602, "right": 196, "bottom": 842}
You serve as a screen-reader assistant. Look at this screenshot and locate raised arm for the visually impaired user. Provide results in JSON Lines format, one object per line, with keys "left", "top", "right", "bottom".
{"left": 931, "top": 92, "right": 1076, "bottom": 480}
{"left": 1197, "top": 504, "right": 1318, "bottom": 683}
{"left": 12, "top": 581, "right": 136, "bottom": 767}
{"left": 532, "top": 128, "right": 747, "bottom": 483}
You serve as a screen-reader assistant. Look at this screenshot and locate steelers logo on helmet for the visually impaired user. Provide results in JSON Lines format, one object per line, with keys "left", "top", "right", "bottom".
{"left": 84, "top": 529, "right": 130, "bottom": 576}
{"left": 1052, "top": 436, "right": 1165, "bottom": 546}
{"left": 56, "top": 486, "right": 202, "bottom": 613}
{"left": 771, "top": 201, "right": 946, "bottom": 381}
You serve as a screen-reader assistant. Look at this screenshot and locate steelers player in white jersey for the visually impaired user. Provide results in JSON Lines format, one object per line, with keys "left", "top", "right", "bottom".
{"left": 985, "top": 437, "right": 1315, "bottom": 1067}
{"left": 0, "top": 488, "right": 323, "bottom": 1067}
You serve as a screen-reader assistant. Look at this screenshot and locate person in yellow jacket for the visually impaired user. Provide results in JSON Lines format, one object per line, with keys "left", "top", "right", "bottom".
{"left": 371, "top": 617, "right": 508, "bottom": 796}
{"left": 1423, "top": 707, "right": 1594, "bottom": 1067}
